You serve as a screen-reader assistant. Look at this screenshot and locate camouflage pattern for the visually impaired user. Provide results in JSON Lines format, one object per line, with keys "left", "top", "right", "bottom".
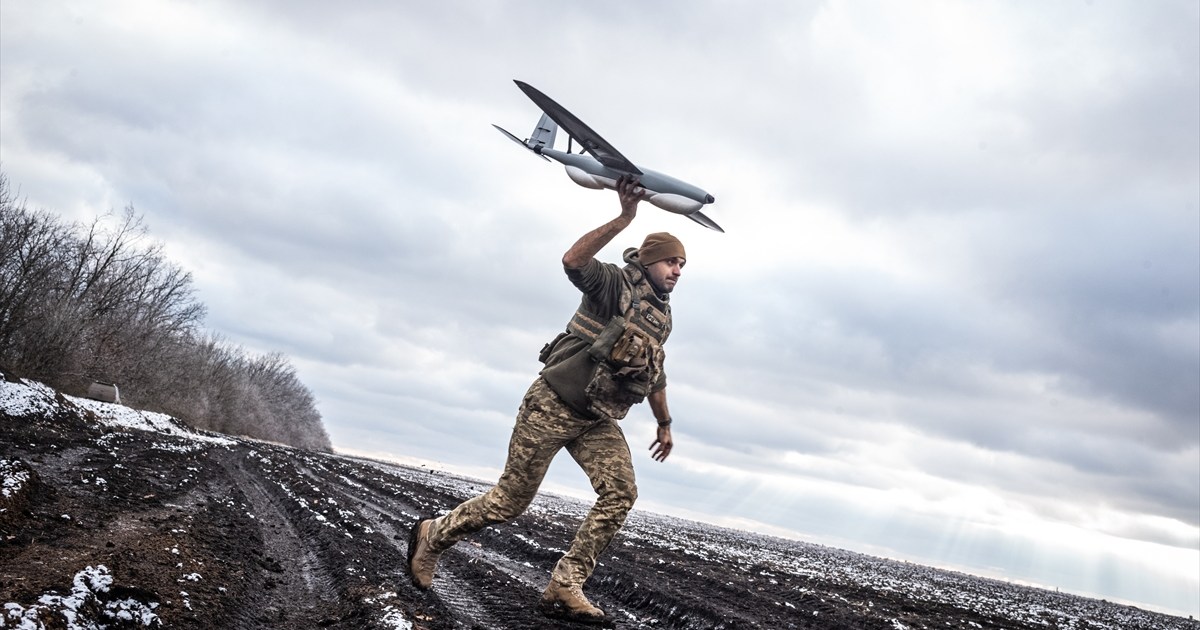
{"left": 425, "top": 376, "right": 637, "bottom": 587}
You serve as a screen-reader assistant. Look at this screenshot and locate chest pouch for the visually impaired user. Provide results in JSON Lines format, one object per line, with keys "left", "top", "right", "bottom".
{"left": 585, "top": 315, "right": 628, "bottom": 362}
{"left": 603, "top": 318, "right": 660, "bottom": 399}
{"left": 610, "top": 326, "right": 649, "bottom": 366}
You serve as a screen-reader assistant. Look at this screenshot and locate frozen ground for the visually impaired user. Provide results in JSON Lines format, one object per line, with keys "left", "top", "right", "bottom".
{"left": 2, "top": 371, "right": 1196, "bottom": 629}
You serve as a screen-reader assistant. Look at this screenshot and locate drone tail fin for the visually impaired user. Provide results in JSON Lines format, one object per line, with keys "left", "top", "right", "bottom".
{"left": 494, "top": 112, "right": 557, "bottom": 162}
{"left": 493, "top": 124, "right": 548, "bottom": 161}
{"left": 528, "top": 113, "right": 557, "bottom": 151}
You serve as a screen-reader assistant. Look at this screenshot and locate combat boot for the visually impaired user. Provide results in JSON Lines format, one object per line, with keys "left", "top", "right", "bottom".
{"left": 539, "top": 579, "right": 610, "bottom": 626}
{"left": 407, "top": 518, "right": 441, "bottom": 589}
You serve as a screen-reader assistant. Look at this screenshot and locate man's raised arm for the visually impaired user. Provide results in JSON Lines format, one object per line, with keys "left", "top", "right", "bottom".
{"left": 562, "top": 175, "right": 645, "bottom": 269}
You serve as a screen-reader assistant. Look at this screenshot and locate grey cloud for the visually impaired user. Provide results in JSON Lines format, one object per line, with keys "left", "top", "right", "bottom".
{"left": 970, "top": 207, "right": 1200, "bottom": 431}
{"left": 3, "top": 1, "right": 1197, "bottom": 615}
{"left": 668, "top": 247, "right": 1198, "bottom": 526}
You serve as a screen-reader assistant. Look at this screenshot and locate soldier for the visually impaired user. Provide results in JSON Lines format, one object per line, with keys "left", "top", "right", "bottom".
{"left": 407, "top": 174, "right": 683, "bottom": 625}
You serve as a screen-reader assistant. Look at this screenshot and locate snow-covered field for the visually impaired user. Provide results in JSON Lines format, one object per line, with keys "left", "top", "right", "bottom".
{"left": 3, "top": 373, "right": 1196, "bottom": 629}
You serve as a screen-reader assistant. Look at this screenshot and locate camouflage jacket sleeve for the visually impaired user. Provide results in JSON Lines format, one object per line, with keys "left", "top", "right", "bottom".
{"left": 564, "top": 258, "right": 625, "bottom": 320}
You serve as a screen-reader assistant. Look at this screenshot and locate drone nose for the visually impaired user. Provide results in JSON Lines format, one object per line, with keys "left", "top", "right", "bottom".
{"left": 705, "top": 194, "right": 715, "bottom": 204}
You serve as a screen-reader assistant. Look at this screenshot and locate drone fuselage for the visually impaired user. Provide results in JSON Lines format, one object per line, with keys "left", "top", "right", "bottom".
{"left": 540, "top": 148, "right": 715, "bottom": 216}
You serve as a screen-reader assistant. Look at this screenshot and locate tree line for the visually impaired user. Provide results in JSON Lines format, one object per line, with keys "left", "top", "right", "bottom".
{"left": 0, "top": 173, "right": 331, "bottom": 452}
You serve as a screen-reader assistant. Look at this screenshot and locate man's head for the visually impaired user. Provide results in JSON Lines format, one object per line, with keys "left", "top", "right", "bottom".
{"left": 638, "top": 232, "right": 686, "bottom": 294}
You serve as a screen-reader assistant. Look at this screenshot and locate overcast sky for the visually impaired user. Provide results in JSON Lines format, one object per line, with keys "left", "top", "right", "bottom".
{"left": 2, "top": 0, "right": 1197, "bottom": 618}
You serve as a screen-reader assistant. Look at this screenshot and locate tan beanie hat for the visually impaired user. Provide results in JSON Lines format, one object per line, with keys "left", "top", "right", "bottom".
{"left": 638, "top": 232, "right": 686, "bottom": 265}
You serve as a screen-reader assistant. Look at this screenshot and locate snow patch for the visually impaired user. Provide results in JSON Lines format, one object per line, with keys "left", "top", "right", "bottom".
{"left": 364, "top": 592, "right": 413, "bottom": 630}
{"left": 0, "top": 378, "right": 234, "bottom": 446}
{"left": 69, "top": 395, "right": 234, "bottom": 446}
{"left": 2, "top": 565, "right": 160, "bottom": 628}
{"left": 0, "top": 379, "right": 58, "bottom": 417}
{"left": 1, "top": 459, "right": 31, "bottom": 499}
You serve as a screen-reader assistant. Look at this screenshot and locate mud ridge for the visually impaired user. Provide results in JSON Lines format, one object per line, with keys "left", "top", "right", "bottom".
{"left": 3, "top": 380, "right": 1195, "bottom": 629}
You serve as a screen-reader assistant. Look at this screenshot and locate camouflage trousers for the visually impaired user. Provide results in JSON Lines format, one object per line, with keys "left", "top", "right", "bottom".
{"left": 425, "top": 377, "right": 638, "bottom": 587}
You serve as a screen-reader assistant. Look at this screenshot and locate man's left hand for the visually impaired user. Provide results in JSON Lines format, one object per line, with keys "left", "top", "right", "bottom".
{"left": 650, "top": 426, "right": 673, "bottom": 462}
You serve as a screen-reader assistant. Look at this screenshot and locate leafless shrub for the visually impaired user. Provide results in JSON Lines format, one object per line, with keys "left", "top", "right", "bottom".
{"left": 0, "top": 172, "right": 331, "bottom": 451}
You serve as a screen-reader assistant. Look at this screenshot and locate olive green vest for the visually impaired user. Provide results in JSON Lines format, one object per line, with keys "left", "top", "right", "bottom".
{"left": 540, "top": 257, "right": 672, "bottom": 419}
{"left": 559, "top": 260, "right": 672, "bottom": 417}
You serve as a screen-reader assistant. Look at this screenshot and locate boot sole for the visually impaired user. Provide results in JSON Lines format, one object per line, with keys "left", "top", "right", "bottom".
{"left": 537, "top": 600, "right": 613, "bottom": 627}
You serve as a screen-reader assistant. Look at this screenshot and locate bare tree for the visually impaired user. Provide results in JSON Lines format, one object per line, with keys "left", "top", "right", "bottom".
{"left": 0, "top": 171, "right": 331, "bottom": 452}
{"left": 0, "top": 174, "right": 76, "bottom": 380}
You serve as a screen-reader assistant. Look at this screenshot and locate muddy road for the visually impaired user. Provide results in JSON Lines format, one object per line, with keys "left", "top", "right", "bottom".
{"left": 2, "top": 375, "right": 1194, "bottom": 629}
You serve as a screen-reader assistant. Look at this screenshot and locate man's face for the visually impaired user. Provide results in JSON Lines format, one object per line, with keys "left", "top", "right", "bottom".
{"left": 646, "top": 257, "right": 685, "bottom": 294}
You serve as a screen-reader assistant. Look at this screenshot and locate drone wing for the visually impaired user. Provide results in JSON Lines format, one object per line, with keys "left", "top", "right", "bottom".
{"left": 687, "top": 210, "right": 724, "bottom": 233}
{"left": 514, "top": 80, "right": 642, "bottom": 176}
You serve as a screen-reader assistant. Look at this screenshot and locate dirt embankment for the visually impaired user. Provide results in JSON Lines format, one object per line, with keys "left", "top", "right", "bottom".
{"left": 2, "top": 376, "right": 1195, "bottom": 630}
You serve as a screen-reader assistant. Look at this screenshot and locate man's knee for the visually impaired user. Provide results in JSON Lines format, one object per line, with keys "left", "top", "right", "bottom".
{"left": 484, "top": 484, "right": 537, "bottom": 522}
{"left": 582, "top": 449, "right": 637, "bottom": 512}
{"left": 622, "top": 481, "right": 638, "bottom": 507}
{"left": 490, "top": 497, "right": 531, "bottom": 522}
{"left": 600, "top": 479, "right": 637, "bottom": 512}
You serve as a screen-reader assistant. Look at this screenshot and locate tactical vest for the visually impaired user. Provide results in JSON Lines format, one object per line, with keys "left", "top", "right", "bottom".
{"left": 563, "top": 263, "right": 671, "bottom": 419}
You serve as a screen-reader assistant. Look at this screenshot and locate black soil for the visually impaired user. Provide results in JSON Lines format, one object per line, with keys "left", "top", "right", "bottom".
{"left": 2, "top": 386, "right": 1194, "bottom": 629}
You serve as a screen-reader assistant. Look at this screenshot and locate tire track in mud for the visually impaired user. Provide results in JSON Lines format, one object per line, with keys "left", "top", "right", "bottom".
{"left": 288, "top": 458, "right": 532, "bottom": 627}
{"left": 218, "top": 451, "right": 339, "bottom": 628}
{"left": 297, "top": 455, "right": 684, "bottom": 628}
{"left": 291, "top": 454, "right": 583, "bottom": 629}
{"left": 592, "top": 557, "right": 766, "bottom": 628}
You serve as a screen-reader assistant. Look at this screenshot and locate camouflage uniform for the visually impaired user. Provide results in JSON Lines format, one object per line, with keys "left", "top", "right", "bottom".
{"left": 425, "top": 376, "right": 636, "bottom": 586}
{"left": 423, "top": 249, "right": 669, "bottom": 588}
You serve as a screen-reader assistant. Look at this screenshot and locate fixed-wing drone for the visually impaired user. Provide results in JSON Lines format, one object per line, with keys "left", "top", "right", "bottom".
{"left": 494, "top": 80, "right": 723, "bottom": 233}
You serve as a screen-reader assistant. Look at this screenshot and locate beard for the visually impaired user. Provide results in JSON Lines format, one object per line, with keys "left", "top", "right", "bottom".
{"left": 649, "top": 275, "right": 675, "bottom": 295}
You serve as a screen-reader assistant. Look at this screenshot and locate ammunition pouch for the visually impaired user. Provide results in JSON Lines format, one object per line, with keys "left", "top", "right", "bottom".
{"left": 583, "top": 361, "right": 645, "bottom": 420}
